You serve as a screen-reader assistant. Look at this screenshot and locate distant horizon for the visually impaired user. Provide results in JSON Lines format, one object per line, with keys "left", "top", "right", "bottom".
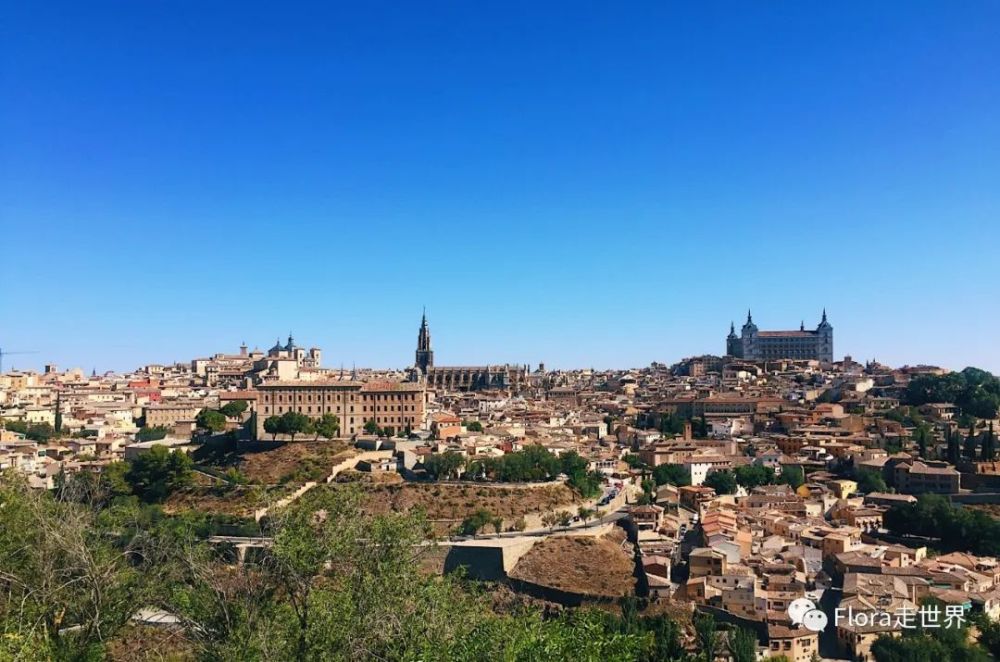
{"left": 3, "top": 307, "right": 996, "bottom": 376}
{"left": 3, "top": 3, "right": 999, "bottom": 374}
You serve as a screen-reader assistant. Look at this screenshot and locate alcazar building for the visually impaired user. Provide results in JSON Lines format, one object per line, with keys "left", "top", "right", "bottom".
{"left": 726, "top": 310, "right": 833, "bottom": 362}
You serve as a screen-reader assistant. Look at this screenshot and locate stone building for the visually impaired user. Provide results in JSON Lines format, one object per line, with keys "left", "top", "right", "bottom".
{"left": 256, "top": 379, "right": 425, "bottom": 438}
{"left": 142, "top": 401, "right": 205, "bottom": 428}
{"left": 412, "top": 312, "right": 527, "bottom": 392}
{"left": 726, "top": 310, "right": 833, "bottom": 362}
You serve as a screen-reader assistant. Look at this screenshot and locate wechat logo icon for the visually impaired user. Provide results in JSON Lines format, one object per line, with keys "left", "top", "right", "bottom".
{"left": 788, "top": 597, "right": 828, "bottom": 633}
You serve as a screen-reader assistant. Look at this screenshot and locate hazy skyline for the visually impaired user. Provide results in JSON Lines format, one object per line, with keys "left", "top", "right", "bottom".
{"left": 3, "top": 3, "right": 1000, "bottom": 373}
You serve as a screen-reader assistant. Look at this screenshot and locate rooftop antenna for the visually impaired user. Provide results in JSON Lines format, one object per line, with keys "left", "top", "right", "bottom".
{"left": 0, "top": 347, "right": 39, "bottom": 374}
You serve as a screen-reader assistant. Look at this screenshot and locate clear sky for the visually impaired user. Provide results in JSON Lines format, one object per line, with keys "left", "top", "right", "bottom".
{"left": 2, "top": 2, "right": 999, "bottom": 373}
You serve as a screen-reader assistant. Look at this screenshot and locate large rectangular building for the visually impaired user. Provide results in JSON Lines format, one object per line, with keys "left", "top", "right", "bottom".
{"left": 256, "top": 380, "right": 426, "bottom": 438}
{"left": 726, "top": 310, "right": 834, "bottom": 362}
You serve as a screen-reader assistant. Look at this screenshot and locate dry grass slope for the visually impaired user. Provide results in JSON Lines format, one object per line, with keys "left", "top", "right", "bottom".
{"left": 508, "top": 532, "right": 635, "bottom": 599}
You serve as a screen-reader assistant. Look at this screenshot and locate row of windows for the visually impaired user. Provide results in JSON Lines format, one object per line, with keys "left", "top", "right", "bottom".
{"left": 264, "top": 405, "right": 354, "bottom": 415}
{"left": 363, "top": 393, "right": 419, "bottom": 401}
{"left": 263, "top": 391, "right": 420, "bottom": 404}
{"left": 262, "top": 405, "right": 420, "bottom": 418}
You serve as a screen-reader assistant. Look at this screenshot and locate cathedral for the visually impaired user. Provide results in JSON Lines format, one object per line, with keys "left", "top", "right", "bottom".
{"left": 413, "top": 311, "right": 527, "bottom": 391}
{"left": 726, "top": 310, "right": 833, "bottom": 362}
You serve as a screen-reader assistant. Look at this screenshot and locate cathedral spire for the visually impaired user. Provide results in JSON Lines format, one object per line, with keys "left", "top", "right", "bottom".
{"left": 822, "top": 308, "right": 828, "bottom": 323}
{"left": 415, "top": 309, "right": 433, "bottom": 372}
{"left": 746, "top": 308, "right": 753, "bottom": 324}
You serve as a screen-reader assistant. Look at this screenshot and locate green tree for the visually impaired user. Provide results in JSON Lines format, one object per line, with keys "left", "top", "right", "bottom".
{"left": 0, "top": 475, "right": 674, "bottom": 662}
{"left": 136, "top": 425, "right": 170, "bottom": 442}
{"left": 946, "top": 427, "right": 962, "bottom": 465}
{"left": 423, "top": 451, "right": 465, "bottom": 480}
{"left": 557, "top": 451, "right": 603, "bottom": 498}
{"left": 734, "top": 464, "right": 776, "bottom": 489}
{"left": 314, "top": 413, "right": 341, "bottom": 440}
{"left": 727, "top": 626, "right": 759, "bottom": 662}
{"left": 0, "top": 477, "right": 150, "bottom": 659}
{"left": 280, "top": 411, "right": 313, "bottom": 442}
{"left": 489, "top": 445, "right": 562, "bottom": 482}
{"left": 779, "top": 465, "right": 805, "bottom": 489}
{"left": 623, "top": 453, "right": 644, "bottom": 469}
{"left": 364, "top": 419, "right": 381, "bottom": 435}
{"left": 219, "top": 400, "right": 249, "bottom": 419}
{"left": 263, "top": 414, "right": 284, "bottom": 440}
{"left": 915, "top": 424, "right": 932, "bottom": 459}
{"left": 977, "top": 614, "right": 1000, "bottom": 659}
{"left": 99, "top": 461, "right": 133, "bottom": 500}
{"left": 25, "top": 422, "right": 55, "bottom": 442}
{"left": 125, "top": 445, "right": 194, "bottom": 501}
{"left": 652, "top": 463, "right": 690, "bottom": 487}
{"left": 965, "top": 425, "right": 980, "bottom": 460}
{"left": 694, "top": 611, "right": 718, "bottom": 662}
{"left": 703, "top": 470, "right": 737, "bottom": 495}
{"left": 456, "top": 508, "right": 494, "bottom": 536}
{"left": 883, "top": 494, "right": 1000, "bottom": 556}
{"left": 541, "top": 512, "right": 558, "bottom": 532}
{"left": 981, "top": 422, "right": 996, "bottom": 461}
{"left": 465, "top": 420, "right": 484, "bottom": 432}
{"left": 854, "top": 467, "right": 888, "bottom": 494}
{"left": 905, "top": 367, "right": 1000, "bottom": 419}
{"left": 567, "top": 470, "right": 603, "bottom": 499}
{"left": 2, "top": 419, "right": 29, "bottom": 435}
{"left": 196, "top": 408, "right": 227, "bottom": 433}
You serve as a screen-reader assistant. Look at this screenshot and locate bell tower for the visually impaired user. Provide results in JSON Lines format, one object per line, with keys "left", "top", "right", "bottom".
{"left": 415, "top": 308, "right": 434, "bottom": 373}
{"left": 726, "top": 321, "right": 742, "bottom": 357}
{"left": 741, "top": 309, "right": 759, "bottom": 359}
{"left": 817, "top": 308, "right": 834, "bottom": 362}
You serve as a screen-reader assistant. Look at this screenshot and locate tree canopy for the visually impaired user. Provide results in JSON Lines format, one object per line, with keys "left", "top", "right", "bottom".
{"left": 219, "top": 400, "right": 249, "bottom": 419}
{"left": 0, "top": 475, "right": 696, "bottom": 661}
{"left": 314, "top": 413, "right": 341, "bottom": 440}
{"left": 703, "top": 470, "right": 737, "bottom": 495}
{"left": 733, "top": 464, "right": 775, "bottom": 489}
{"left": 262, "top": 411, "right": 315, "bottom": 441}
{"left": 652, "top": 464, "right": 690, "bottom": 487}
{"left": 904, "top": 367, "right": 1000, "bottom": 419}
{"left": 195, "top": 408, "right": 227, "bottom": 433}
{"left": 854, "top": 467, "right": 888, "bottom": 494}
{"left": 124, "top": 445, "right": 194, "bottom": 502}
{"left": 884, "top": 493, "right": 1000, "bottom": 556}
{"left": 136, "top": 425, "right": 170, "bottom": 442}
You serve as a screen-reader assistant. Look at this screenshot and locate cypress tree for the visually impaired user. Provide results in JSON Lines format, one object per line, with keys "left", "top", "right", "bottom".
{"left": 982, "top": 422, "right": 996, "bottom": 462}
{"left": 964, "top": 424, "right": 979, "bottom": 460}
{"left": 54, "top": 392, "right": 62, "bottom": 434}
{"left": 947, "top": 428, "right": 961, "bottom": 465}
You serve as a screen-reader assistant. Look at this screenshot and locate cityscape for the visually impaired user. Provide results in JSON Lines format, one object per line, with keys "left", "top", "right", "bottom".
{"left": 6, "top": 310, "right": 1000, "bottom": 660}
{"left": 4, "top": 2, "right": 1000, "bottom": 661}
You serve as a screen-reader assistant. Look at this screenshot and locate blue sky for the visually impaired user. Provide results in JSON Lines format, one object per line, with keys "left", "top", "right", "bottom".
{"left": 2, "top": 2, "right": 999, "bottom": 373}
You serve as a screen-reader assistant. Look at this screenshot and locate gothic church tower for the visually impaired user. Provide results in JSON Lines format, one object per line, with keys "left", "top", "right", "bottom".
{"left": 415, "top": 309, "right": 434, "bottom": 373}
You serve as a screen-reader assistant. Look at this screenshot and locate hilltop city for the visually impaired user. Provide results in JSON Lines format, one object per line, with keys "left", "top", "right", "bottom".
{"left": 4, "top": 310, "right": 1000, "bottom": 661}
